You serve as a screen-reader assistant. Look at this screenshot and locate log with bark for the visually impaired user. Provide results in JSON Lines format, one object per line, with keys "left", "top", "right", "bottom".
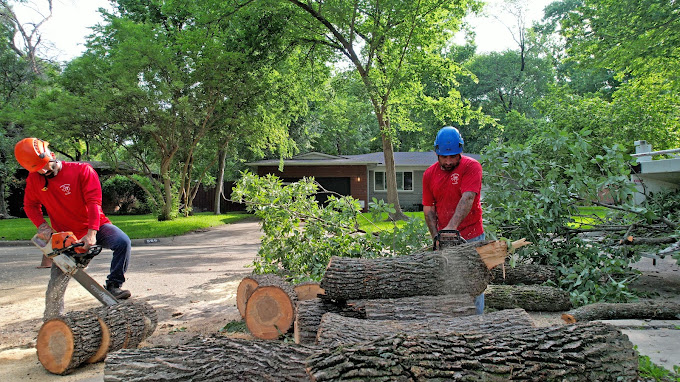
{"left": 346, "top": 294, "right": 476, "bottom": 320}
{"left": 236, "top": 273, "right": 288, "bottom": 318}
{"left": 315, "top": 308, "right": 534, "bottom": 347}
{"left": 562, "top": 300, "right": 680, "bottom": 323}
{"left": 294, "top": 282, "right": 325, "bottom": 301}
{"left": 245, "top": 278, "right": 298, "bottom": 340}
{"left": 104, "top": 336, "right": 318, "bottom": 382}
{"left": 307, "top": 322, "right": 639, "bottom": 381}
{"left": 490, "top": 262, "right": 558, "bottom": 285}
{"left": 294, "top": 299, "right": 362, "bottom": 345}
{"left": 37, "top": 310, "right": 103, "bottom": 375}
{"left": 484, "top": 284, "right": 572, "bottom": 312}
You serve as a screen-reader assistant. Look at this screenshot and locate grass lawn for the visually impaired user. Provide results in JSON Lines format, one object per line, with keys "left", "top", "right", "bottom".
{"left": 0, "top": 212, "right": 253, "bottom": 241}
{"left": 570, "top": 206, "right": 608, "bottom": 229}
{"left": 357, "top": 211, "right": 425, "bottom": 234}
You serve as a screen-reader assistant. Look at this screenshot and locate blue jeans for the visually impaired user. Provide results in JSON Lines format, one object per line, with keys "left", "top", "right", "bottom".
{"left": 467, "top": 233, "right": 486, "bottom": 314}
{"left": 97, "top": 223, "right": 131, "bottom": 287}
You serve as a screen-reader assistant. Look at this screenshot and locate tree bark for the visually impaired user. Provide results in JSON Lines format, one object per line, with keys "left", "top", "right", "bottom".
{"left": 347, "top": 294, "right": 476, "bottom": 320}
{"left": 321, "top": 243, "right": 492, "bottom": 300}
{"left": 316, "top": 308, "right": 534, "bottom": 348}
{"left": 485, "top": 284, "right": 572, "bottom": 312}
{"left": 308, "top": 322, "right": 638, "bottom": 381}
{"left": 245, "top": 280, "right": 298, "bottom": 340}
{"left": 104, "top": 336, "right": 318, "bottom": 382}
{"left": 294, "top": 298, "right": 362, "bottom": 345}
{"left": 37, "top": 310, "right": 103, "bottom": 375}
{"left": 562, "top": 300, "right": 680, "bottom": 323}
{"left": 237, "top": 273, "right": 287, "bottom": 318}
{"left": 213, "top": 149, "right": 228, "bottom": 214}
{"left": 490, "top": 262, "right": 558, "bottom": 285}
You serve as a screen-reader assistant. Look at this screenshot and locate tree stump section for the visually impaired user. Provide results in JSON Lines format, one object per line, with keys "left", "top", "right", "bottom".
{"left": 294, "top": 282, "right": 325, "bottom": 301}
{"left": 562, "top": 300, "right": 680, "bottom": 323}
{"left": 237, "top": 273, "right": 287, "bottom": 318}
{"left": 104, "top": 336, "right": 318, "bottom": 381}
{"left": 294, "top": 299, "right": 362, "bottom": 344}
{"left": 321, "top": 243, "right": 494, "bottom": 300}
{"left": 37, "top": 310, "right": 103, "bottom": 375}
{"left": 347, "top": 294, "right": 476, "bottom": 320}
{"left": 490, "top": 262, "right": 558, "bottom": 285}
{"left": 307, "top": 322, "right": 639, "bottom": 381}
{"left": 245, "top": 281, "right": 298, "bottom": 340}
{"left": 484, "top": 284, "right": 572, "bottom": 311}
{"left": 316, "top": 308, "right": 534, "bottom": 347}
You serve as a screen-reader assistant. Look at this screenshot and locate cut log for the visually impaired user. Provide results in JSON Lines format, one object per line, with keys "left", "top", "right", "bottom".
{"left": 307, "top": 322, "right": 638, "bottom": 381}
{"left": 104, "top": 336, "right": 318, "bottom": 382}
{"left": 37, "top": 310, "right": 103, "bottom": 375}
{"left": 347, "top": 294, "right": 476, "bottom": 320}
{"left": 562, "top": 300, "right": 680, "bottom": 323}
{"left": 321, "top": 243, "right": 494, "bottom": 300}
{"left": 294, "top": 282, "right": 325, "bottom": 301}
{"left": 294, "top": 299, "right": 362, "bottom": 345}
{"left": 476, "top": 238, "right": 531, "bottom": 269}
{"left": 316, "top": 308, "right": 534, "bottom": 347}
{"left": 245, "top": 281, "right": 298, "bottom": 340}
{"left": 490, "top": 262, "right": 558, "bottom": 285}
{"left": 484, "top": 284, "right": 572, "bottom": 312}
{"left": 236, "top": 273, "right": 287, "bottom": 318}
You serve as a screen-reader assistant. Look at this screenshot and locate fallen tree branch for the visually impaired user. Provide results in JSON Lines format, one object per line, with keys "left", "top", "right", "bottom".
{"left": 562, "top": 300, "right": 680, "bottom": 323}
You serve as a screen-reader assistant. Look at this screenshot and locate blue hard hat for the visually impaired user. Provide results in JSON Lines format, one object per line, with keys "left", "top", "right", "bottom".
{"left": 434, "top": 126, "right": 464, "bottom": 155}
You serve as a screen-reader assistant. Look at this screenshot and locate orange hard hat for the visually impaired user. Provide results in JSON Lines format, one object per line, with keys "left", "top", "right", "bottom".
{"left": 14, "top": 138, "right": 52, "bottom": 172}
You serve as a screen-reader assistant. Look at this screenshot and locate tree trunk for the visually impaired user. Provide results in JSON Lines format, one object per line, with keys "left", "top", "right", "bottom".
{"left": 321, "top": 243, "right": 491, "bottom": 300}
{"left": 294, "top": 281, "right": 325, "bottom": 301}
{"left": 37, "top": 310, "right": 103, "bottom": 375}
{"left": 485, "top": 284, "right": 572, "bottom": 312}
{"left": 213, "top": 149, "right": 228, "bottom": 214}
{"left": 490, "top": 262, "right": 558, "bottom": 285}
{"left": 308, "top": 322, "right": 638, "bottom": 381}
{"left": 347, "top": 294, "right": 476, "bottom": 320}
{"left": 237, "top": 274, "right": 288, "bottom": 318}
{"left": 316, "top": 308, "right": 534, "bottom": 348}
{"left": 104, "top": 336, "right": 318, "bottom": 382}
{"left": 376, "top": 111, "right": 407, "bottom": 221}
{"left": 294, "top": 298, "right": 362, "bottom": 345}
{"left": 562, "top": 300, "right": 680, "bottom": 323}
{"left": 245, "top": 280, "right": 298, "bottom": 340}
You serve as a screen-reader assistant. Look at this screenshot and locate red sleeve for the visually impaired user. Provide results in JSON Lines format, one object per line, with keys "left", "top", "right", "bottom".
{"left": 422, "top": 167, "right": 435, "bottom": 206}
{"left": 460, "top": 160, "right": 482, "bottom": 194}
{"left": 23, "top": 175, "right": 47, "bottom": 228}
{"left": 80, "top": 165, "right": 104, "bottom": 231}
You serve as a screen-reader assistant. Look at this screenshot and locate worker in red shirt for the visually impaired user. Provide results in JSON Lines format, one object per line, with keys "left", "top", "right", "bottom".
{"left": 422, "top": 126, "right": 485, "bottom": 314}
{"left": 15, "top": 138, "right": 132, "bottom": 319}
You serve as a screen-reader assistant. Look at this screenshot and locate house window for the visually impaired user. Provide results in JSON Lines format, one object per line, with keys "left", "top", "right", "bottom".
{"left": 375, "top": 171, "right": 413, "bottom": 191}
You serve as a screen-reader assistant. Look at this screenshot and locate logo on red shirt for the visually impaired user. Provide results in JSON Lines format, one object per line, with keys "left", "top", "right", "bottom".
{"left": 60, "top": 184, "right": 72, "bottom": 196}
{"left": 450, "top": 173, "right": 460, "bottom": 185}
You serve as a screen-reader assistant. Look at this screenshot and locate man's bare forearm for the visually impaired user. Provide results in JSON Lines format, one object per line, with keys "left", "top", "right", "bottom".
{"left": 423, "top": 206, "right": 438, "bottom": 238}
{"left": 444, "top": 192, "right": 476, "bottom": 231}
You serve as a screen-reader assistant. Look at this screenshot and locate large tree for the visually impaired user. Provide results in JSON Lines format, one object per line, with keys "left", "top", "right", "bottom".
{"left": 283, "top": 0, "right": 481, "bottom": 220}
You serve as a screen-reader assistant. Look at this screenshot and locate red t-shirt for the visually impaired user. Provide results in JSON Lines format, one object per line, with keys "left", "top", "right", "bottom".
{"left": 422, "top": 155, "right": 484, "bottom": 240}
{"left": 24, "top": 162, "right": 110, "bottom": 239}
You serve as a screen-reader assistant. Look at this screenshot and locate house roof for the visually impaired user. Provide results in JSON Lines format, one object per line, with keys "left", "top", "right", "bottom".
{"left": 247, "top": 151, "right": 481, "bottom": 167}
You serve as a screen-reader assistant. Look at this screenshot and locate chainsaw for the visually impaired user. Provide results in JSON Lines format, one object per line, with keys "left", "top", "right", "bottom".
{"left": 32, "top": 232, "right": 119, "bottom": 306}
{"left": 433, "top": 229, "right": 467, "bottom": 250}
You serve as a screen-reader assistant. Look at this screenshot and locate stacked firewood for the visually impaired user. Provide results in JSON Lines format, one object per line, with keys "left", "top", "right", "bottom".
{"left": 36, "top": 300, "right": 157, "bottom": 375}
{"left": 104, "top": 242, "right": 641, "bottom": 381}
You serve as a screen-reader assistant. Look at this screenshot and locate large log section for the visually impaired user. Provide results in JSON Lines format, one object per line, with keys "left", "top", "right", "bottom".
{"left": 315, "top": 308, "right": 534, "bottom": 347}
{"left": 307, "top": 322, "right": 639, "bottom": 381}
{"left": 484, "top": 284, "right": 572, "bottom": 312}
{"left": 236, "top": 274, "right": 288, "bottom": 318}
{"left": 347, "top": 294, "right": 476, "bottom": 320}
{"left": 321, "top": 242, "right": 494, "bottom": 300}
{"left": 562, "top": 300, "right": 680, "bottom": 323}
{"left": 104, "top": 336, "right": 318, "bottom": 382}
{"left": 244, "top": 276, "right": 298, "bottom": 340}
{"left": 490, "top": 262, "right": 558, "bottom": 285}
{"left": 105, "top": 322, "right": 637, "bottom": 381}
{"left": 294, "top": 299, "right": 362, "bottom": 345}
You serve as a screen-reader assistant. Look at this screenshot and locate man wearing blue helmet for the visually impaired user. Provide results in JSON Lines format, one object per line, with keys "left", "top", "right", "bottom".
{"left": 422, "top": 126, "right": 485, "bottom": 313}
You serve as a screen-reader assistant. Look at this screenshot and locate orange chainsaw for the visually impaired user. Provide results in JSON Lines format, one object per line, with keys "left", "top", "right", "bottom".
{"left": 433, "top": 229, "right": 467, "bottom": 250}
{"left": 32, "top": 232, "right": 119, "bottom": 306}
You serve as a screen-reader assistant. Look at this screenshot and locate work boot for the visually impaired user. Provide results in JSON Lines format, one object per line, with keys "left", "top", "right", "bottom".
{"left": 106, "top": 283, "right": 131, "bottom": 300}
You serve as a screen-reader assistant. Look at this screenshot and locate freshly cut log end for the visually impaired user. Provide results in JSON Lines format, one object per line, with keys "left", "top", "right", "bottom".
{"left": 294, "top": 282, "right": 325, "bottom": 301}
{"left": 37, "top": 311, "right": 102, "bottom": 375}
{"left": 245, "top": 285, "right": 296, "bottom": 340}
{"left": 237, "top": 274, "right": 287, "bottom": 318}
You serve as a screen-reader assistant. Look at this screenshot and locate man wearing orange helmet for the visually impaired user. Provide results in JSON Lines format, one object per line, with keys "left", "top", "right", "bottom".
{"left": 14, "top": 138, "right": 132, "bottom": 319}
